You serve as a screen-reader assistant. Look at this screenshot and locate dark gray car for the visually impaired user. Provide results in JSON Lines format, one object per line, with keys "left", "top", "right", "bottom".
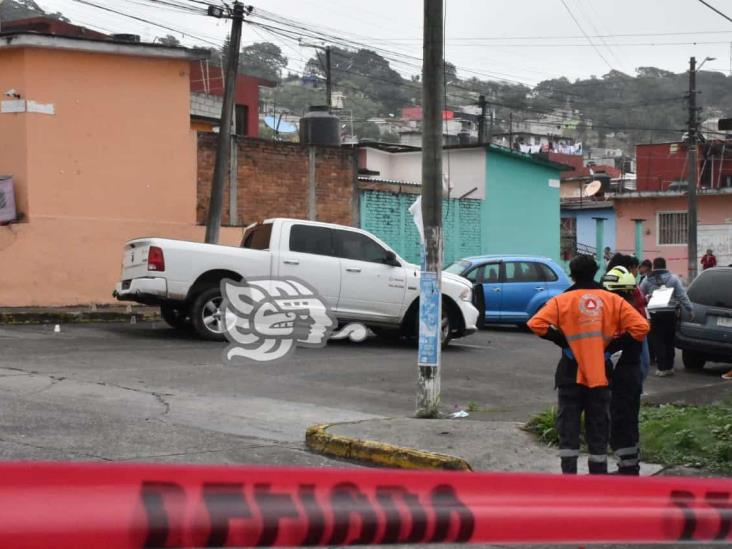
{"left": 675, "top": 266, "right": 732, "bottom": 369}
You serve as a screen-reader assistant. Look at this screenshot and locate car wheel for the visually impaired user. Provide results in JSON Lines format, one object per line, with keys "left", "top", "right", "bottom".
{"left": 191, "top": 287, "right": 227, "bottom": 341}
{"left": 160, "top": 303, "right": 190, "bottom": 329}
{"left": 441, "top": 306, "right": 453, "bottom": 349}
{"left": 371, "top": 327, "right": 402, "bottom": 341}
{"left": 682, "top": 350, "right": 706, "bottom": 370}
{"left": 405, "top": 301, "right": 453, "bottom": 349}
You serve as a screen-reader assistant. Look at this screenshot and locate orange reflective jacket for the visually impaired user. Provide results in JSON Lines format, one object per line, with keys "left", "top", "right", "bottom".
{"left": 527, "top": 288, "right": 650, "bottom": 388}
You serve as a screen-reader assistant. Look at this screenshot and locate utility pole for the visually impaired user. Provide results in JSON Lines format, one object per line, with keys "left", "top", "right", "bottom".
{"left": 509, "top": 112, "right": 514, "bottom": 149}
{"left": 301, "top": 42, "right": 333, "bottom": 110}
{"left": 417, "top": 0, "right": 444, "bottom": 418}
{"left": 325, "top": 46, "right": 332, "bottom": 110}
{"left": 205, "top": 2, "right": 246, "bottom": 244}
{"left": 687, "top": 56, "right": 699, "bottom": 283}
{"left": 477, "top": 94, "right": 487, "bottom": 144}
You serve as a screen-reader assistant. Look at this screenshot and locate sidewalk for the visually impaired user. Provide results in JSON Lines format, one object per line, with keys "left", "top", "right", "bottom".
{"left": 0, "top": 305, "right": 160, "bottom": 325}
{"left": 307, "top": 416, "right": 665, "bottom": 475}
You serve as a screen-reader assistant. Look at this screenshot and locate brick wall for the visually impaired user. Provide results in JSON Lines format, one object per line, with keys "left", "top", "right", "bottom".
{"left": 359, "top": 188, "right": 482, "bottom": 265}
{"left": 197, "top": 133, "right": 356, "bottom": 226}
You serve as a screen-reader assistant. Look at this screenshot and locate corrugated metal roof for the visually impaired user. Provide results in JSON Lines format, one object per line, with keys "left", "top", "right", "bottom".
{"left": 358, "top": 176, "right": 421, "bottom": 186}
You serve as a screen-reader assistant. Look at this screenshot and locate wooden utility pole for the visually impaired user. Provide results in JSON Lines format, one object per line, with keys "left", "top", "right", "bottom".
{"left": 417, "top": 0, "right": 444, "bottom": 418}
{"left": 687, "top": 56, "right": 698, "bottom": 283}
{"left": 477, "top": 94, "right": 487, "bottom": 144}
{"left": 205, "top": 2, "right": 245, "bottom": 244}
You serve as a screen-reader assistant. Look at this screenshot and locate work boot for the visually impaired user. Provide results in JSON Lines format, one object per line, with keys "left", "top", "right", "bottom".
{"left": 588, "top": 460, "right": 608, "bottom": 474}
{"left": 561, "top": 457, "right": 578, "bottom": 475}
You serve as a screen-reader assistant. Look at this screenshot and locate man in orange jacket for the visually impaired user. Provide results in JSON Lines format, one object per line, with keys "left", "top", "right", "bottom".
{"left": 528, "top": 255, "right": 649, "bottom": 474}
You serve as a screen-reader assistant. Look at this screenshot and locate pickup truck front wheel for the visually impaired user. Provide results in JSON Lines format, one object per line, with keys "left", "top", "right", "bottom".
{"left": 191, "top": 287, "right": 227, "bottom": 341}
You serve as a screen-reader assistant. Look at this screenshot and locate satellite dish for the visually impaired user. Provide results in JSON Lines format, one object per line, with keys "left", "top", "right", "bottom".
{"left": 584, "top": 180, "right": 602, "bottom": 197}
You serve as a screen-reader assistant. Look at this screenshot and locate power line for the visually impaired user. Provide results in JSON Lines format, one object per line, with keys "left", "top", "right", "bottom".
{"left": 559, "top": 0, "right": 613, "bottom": 71}
{"left": 697, "top": 0, "right": 732, "bottom": 24}
{"left": 72, "top": 0, "right": 222, "bottom": 46}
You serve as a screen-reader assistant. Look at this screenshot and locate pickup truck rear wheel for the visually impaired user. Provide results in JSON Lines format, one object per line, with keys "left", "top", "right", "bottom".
{"left": 160, "top": 303, "right": 190, "bottom": 330}
{"left": 191, "top": 287, "right": 227, "bottom": 341}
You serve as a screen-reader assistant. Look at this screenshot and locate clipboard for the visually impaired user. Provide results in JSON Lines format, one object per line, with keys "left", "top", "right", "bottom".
{"left": 647, "top": 286, "right": 674, "bottom": 311}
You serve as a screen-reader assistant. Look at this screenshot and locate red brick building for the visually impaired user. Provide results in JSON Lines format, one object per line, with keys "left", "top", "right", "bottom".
{"left": 190, "top": 61, "right": 275, "bottom": 138}
{"left": 636, "top": 141, "right": 732, "bottom": 192}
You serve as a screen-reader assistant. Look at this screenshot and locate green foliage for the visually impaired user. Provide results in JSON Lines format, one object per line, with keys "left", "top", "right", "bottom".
{"left": 639, "top": 402, "right": 732, "bottom": 474}
{"left": 0, "top": 0, "right": 67, "bottom": 22}
{"left": 238, "top": 42, "right": 288, "bottom": 82}
{"left": 523, "top": 406, "right": 560, "bottom": 446}
{"left": 156, "top": 35, "right": 181, "bottom": 47}
{"left": 526, "top": 400, "right": 732, "bottom": 474}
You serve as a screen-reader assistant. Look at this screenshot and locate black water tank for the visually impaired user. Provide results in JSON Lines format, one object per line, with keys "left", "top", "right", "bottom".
{"left": 299, "top": 106, "right": 340, "bottom": 146}
{"left": 111, "top": 34, "right": 141, "bottom": 43}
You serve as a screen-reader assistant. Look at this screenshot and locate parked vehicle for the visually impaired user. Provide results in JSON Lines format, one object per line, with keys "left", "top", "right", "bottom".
{"left": 445, "top": 255, "right": 571, "bottom": 325}
{"left": 113, "top": 218, "right": 478, "bottom": 345}
{"left": 675, "top": 266, "right": 732, "bottom": 369}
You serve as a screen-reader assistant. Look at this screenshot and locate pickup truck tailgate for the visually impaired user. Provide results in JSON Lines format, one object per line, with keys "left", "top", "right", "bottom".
{"left": 121, "top": 240, "right": 153, "bottom": 280}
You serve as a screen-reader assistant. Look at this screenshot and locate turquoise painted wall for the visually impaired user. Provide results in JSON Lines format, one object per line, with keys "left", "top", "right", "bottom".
{"left": 482, "top": 149, "right": 561, "bottom": 262}
{"left": 360, "top": 190, "right": 482, "bottom": 266}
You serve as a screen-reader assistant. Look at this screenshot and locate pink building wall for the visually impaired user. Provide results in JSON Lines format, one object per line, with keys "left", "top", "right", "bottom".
{"left": 0, "top": 44, "right": 241, "bottom": 307}
{"left": 614, "top": 193, "right": 732, "bottom": 280}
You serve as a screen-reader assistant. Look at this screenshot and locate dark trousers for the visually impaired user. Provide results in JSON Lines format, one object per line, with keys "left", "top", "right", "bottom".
{"left": 650, "top": 311, "right": 677, "bottom": 371}
{"left": 557, "top": 385, "right": 610, "bottom": 474}
{"left": 610, "top": 364, "right": 642, "bottom": 475}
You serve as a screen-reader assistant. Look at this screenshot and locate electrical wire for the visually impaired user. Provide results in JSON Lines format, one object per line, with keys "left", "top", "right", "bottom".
{"left": 559, "top": 0, "right": 613, "bottom": 71}
{"left": 697, "top": 0, "right": 732, "bottom": 24}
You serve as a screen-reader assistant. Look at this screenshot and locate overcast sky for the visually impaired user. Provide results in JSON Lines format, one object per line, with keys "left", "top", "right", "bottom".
{"left": 37, "top": 0, "right": 732, "bottom": 85}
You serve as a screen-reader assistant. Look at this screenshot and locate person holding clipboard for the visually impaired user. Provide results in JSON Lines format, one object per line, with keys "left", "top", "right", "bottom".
{"left": 639, "top": 257, "right": 694, "bottom": 377}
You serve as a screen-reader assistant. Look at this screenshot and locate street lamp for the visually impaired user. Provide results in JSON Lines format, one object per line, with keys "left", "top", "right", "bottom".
{"left": 697, "top": 56, "right": 716, "bottom": 71}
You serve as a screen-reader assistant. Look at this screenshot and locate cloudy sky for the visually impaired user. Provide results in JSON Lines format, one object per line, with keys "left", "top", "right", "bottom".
{"left": 37, "top": 0, "right": 732, "bottom": 85}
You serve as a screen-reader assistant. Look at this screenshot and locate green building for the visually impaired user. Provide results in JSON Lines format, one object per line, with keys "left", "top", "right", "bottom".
{"left": 358, "top": 144, "right": 565, "bottom": 266}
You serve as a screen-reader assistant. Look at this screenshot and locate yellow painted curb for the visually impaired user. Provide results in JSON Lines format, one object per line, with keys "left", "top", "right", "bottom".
{"left": 305, "top": 423, "right": 472, "bottom": 471}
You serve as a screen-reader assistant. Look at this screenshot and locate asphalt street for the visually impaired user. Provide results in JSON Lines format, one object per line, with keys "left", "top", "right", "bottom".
{"left": 0, "top": 321, "right": 728, "bottom": 464}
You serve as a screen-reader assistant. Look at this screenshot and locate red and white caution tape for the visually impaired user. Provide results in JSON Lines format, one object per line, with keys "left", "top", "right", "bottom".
{"left": 0, "top": 463, "right": 730, "bottom": 547}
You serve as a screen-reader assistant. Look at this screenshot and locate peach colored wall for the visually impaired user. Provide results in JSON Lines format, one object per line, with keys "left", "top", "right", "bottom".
{"left": 23, "top": 49, "right": 195, "bottom": 222}
{"left": 615, "top": 194, "right": 732, "bottom": 281}
{"left": 0, "top": 50, "right": 29, "bottom": 215}
{"left": 0, "top": 47, "right": 241, "bottom": 306}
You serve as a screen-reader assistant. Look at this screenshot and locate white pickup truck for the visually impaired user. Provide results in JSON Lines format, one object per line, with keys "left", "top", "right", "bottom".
{"left": 113, "top": 218, "right": 478, "bottom": 344}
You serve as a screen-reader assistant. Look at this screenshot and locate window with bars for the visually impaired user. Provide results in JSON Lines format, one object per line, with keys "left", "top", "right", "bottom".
{"left": 658, "top": 212, "right": 688, "bottom": 245}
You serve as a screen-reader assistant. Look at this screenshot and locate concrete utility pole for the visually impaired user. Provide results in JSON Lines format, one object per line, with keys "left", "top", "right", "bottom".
{"left": 686, "top": 56, "right": 698, "bottom": 283}
{"left": 477, "top": 94, "right": 487, "bottom": 144}
{"left": 509, "top": 112, "right": 514, "bottom": 149}
{"left": 417, "top": 0, "right": 444, "bottom": 418}
{"left": 205, "top": 2, "right": 246, "bottom": 244}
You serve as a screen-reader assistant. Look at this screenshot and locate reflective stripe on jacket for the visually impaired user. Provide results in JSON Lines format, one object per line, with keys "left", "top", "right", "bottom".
{"left": 528, "top": 288, "right": 650, "bottom": 388}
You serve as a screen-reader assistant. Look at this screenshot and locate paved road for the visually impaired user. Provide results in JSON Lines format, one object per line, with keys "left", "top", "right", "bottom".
{"left": 0, "top": 321, "right": 728, "bottom": 464}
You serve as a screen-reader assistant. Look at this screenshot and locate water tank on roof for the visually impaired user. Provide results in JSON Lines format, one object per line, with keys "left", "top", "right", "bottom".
{"left": 299, "top": 106, "right": 340, "bottom": 146}
{"left": 111, "top": 34, "right": 141, "bottom": 43}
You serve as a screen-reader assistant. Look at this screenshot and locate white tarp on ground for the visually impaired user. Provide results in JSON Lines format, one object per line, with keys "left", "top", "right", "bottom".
{"left": 698, "top": 224, "right": 732, "bottom": 267}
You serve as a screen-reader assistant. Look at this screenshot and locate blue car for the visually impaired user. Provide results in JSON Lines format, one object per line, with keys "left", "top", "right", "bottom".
{"left": 445, "top": 255, "right": 571, "bottom": 325}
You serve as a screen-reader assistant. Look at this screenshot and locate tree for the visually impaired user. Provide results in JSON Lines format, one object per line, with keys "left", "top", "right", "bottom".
{"left": 0, "top": 0, "right": 68, "bottom": 22}
{"left": 156, "top": 34, "right": 181, "bottom": 47}
{"left": 238, "top": 42, "right": 287, "bottom": 82}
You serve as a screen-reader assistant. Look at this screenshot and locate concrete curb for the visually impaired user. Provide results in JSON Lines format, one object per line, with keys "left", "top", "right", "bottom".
{"left": 0, "top": 307, "right": 160, "bottom": 325}
{"left": 305, "top": 423, "right": 472, "bottom": 471}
